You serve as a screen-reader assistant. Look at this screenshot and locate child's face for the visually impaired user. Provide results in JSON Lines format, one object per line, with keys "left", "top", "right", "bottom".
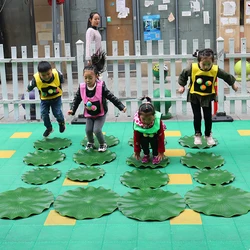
{"left": 199, "top": 56, "right": 213, "bottom": 71}
{"left": 84, "top": 70, "right": 97, "bottom": 88}
{"left": 139, "top": 112, "right": 155, "bottom": 125}
{"left": 90, "top": 14, "right": 100, "bottom": 27}
{"left": 39, "top": 69, "right": 53, "bottom": 82}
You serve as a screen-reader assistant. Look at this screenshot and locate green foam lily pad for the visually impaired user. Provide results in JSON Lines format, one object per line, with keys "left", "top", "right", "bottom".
{"left": 23, "top": 150, "right": 66, "bottom": 166}
{"left": 118, "top": 189, "right": 185, "bottom": 221}
{"left": 193, "top": 169, "right": 235, "bottom": 185}
{"left": 179, "top": 135, "right": 218, "bottom": 149}
{"left": 66, "top": 166, "right": 105, "bottom": 182}
{"left": 34, "top": 137, "right": 72, "bottom": 150}
{"left": 22, "top": 167, "right": 61, "bottom": 185}
{"left": 126, "top": 154, "right": 170, "bottom": 168}
{"left": 120, "top": 169, "right": 169, "bottom": 189}
{"left": 0, "top": 187, "right": 54, "bottom": 219}
{"left": 54, "top": 186, "right": 119, "bottom": 219}
{"left": 181, "top": 152, "right": 224, "bottom": 169}
{"left": 185, "top": 185, "right": 250, "bottom": 217}
{"left": 73, "top": 149, "right": 116, "bottom": 166}
{"left": 81, "top": 135, "right": 119, "bottom": 148}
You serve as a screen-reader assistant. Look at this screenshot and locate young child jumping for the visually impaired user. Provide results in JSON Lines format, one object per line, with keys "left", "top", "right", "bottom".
{"left": 68, "top": 51, "right": 126, "bottom": 152}
{"left": 27, "top": 61, "right": 65, "bottom": 137}
{"left": 178, "top": 48, "right": 238, "bottom": 145}
{"left": 133, "top": 97, "right": 165, "bottom": 165}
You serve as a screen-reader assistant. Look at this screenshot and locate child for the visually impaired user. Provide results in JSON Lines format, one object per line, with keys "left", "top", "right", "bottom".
{"left": 68, "top": 51, "right": 126, "bottom": 152}
{"left": 27, "top": 61, "right": 65, "bottom": 137}
{"left": 178, "top": 48, "right": 238, "bottom": 145}
{"left": 133, "top": 97, "right": 165, "bottom": 165}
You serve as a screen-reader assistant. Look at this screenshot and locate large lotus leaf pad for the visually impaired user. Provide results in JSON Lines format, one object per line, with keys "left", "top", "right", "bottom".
{"left": 118, "top": 189, "right": 185, "bottom": 221}
{"left": 126, "top": 154, "right": 170, "bottom": 168}
{"left": 23, "top": 150, "right": 66, "bottom": 166}
{"left": 193, "top": 169, "right": 235, "bottom": 185}
{"left": 34, "top": 137, "right": 72, "bottom": 150}
{"left": 54, "top": 186, "right": 119, "bottom": 219}
{"left": 0, "top": 187, "right": 54, "bottom": 219}
{"left": 185, "top": 185, "right": 250, "bottom": 217}
{"left": 181, "top": 152, "right": 224, "bottom": 170}
{"left": 66, "top": 166, "right": 105, "bottom": 181}
{"left": 81, "top": 135, "right": 119, "bottom": 148}
{"left": 120, "top": 169, "right": 169, "bottom": 189}
{"left": 179, "top": 135, "right": 218, "bottom": 149}
{"left": 73, "top": 149, "right": 116, "bottom": 166}
{"left": 22, "top": 167, "right": 61, "bottom": 185}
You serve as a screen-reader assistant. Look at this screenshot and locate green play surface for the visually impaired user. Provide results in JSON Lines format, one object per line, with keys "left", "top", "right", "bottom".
{"left": 0, "top": 120, "right": 250, "bottom": 250}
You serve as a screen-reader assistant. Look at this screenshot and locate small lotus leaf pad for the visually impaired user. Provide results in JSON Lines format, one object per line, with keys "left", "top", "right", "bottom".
{"left": 22, "top": 167, "right": 61, "bottom": 185}
{"left": 181, "top": 152, "right": 224, "bottom": 170}
{"left": 34, "top": 137, "right": 72, "bottom": 150}
{"left": 126, "top": 154, "right": 170, "bottom": 168}
{"left": 73, "top": 149, "right": 116, "bottom": 166}
{"left": 23, "top": 150, "right": 66, "bottom": 166}
{"left": 0, "top": 187, "right": 54, "bottom": 219}
{"left": 66, "top": 166, "right": 105, "bottom": 182}
{"left": 81, "top": 135, "right": 119, "bottom": 148}
{"left": 54, "top": 186, "right": 119, "bottom": 219}
{"left": 185, "top": 185, "right": 250, "bottom": 217}
{"left": 193, "top": 169, "right": 235, "bottom": 185}
{"left": 179, "top": 135, "right": 218, "bottom": 149}
{"left": 118, "top": 189, "right": 185, "bottom": 221}
{"left": 120, "top": 169, "right": 169, "bottom": 189}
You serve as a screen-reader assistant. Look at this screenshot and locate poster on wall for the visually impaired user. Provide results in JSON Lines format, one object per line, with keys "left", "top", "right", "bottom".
{"left": 143, "top": 15, "right": 161, "bottom": 41}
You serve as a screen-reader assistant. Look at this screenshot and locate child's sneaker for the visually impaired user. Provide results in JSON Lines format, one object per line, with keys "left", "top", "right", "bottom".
{"left": 98, "top": 143, "right": 108, "bottom": 152}
{"left": 152, "top": 156, "right": 161, "bottom": 165}
{"left": 59, "top": 122, "right": 65, "bottom": 133}
{"left": 205, "top": 134, "right": 215, "bottom": 146}
{"left": 141, "top": 155, "right": 150, "bottom": 163}
{"left": 43, "top": 127, "right": 53, "bottom": 137}
{"left": 85, "top": 142, "right": 94, "bottom": 150}
{"left": 194, "top": 133, "right": 202, "bottom": 145}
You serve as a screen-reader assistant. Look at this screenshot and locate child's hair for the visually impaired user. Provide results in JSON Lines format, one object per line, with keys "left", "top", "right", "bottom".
{"left": 138, "top": 96, "right": 155, "bottom": 115}
{"left": 193, "top": 48, "right": 215, "bottom": 62}
{"left": 87, "top": 12, "right": 100, "bottom": 29}
{"left": 37, "top": 61, "right": 52, "bottom": 73}
{"left": 84, "top": 50, "right": 106, "bottom": 75}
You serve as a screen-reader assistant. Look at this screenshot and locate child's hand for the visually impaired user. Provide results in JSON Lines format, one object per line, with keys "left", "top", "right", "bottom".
{"left": 134, "top": 152, "right": 140, "bottom": 160}
{"left": 232, "top": 83, "right": 238, "bottom": 92}
{"left": 122, "top": 107, "right": 127, "bottom": 113}
{"left": 68, "top": 110, "right": 73, "bottom": 115}
{"left": 178, "top": 86, "right": 185, "bottom": 94}
{"left": 157, "top": 152, "right": 165, "bottom": 161}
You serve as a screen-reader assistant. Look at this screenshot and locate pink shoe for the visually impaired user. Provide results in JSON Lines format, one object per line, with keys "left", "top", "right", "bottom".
{"left": 141, "top": 155, "right": 150, "bottom": 163}
{"left": 152, "top": 156, "right": 161, "bottom": 165}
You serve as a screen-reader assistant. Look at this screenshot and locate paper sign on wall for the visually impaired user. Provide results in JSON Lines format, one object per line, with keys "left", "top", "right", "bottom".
{"left": 246, "top": 1, "right": 250, "bottom": 15}
{"left": 222, "top": 1, "right": 236, "bottom": 16}
{"left": 163, "top": 0, "right": 170, "bottom": 3}
{"left": 158, "top": 5, "right": 168, "bottom": 11}
{"left": 116, "top": 0, "right": 126, "bottom": 12}
{"left": 145, "top": 1, "right": 154, "bottom": 7}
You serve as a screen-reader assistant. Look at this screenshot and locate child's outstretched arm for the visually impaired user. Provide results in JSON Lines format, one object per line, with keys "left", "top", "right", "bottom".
{"left": 27, "top": 78, "right": 36, "bottom": 92}
{"left": 157, "top": 120, "right": 165, "bottom": 160}
{"left": 178, "top": 65, "right": 191, "bottom": 93}
{"left": 133, "top": 130, "right": 141, "bottom": 160}
{"left": 68, "top": 87, "right": 82, "bottom": 115}
{"left": 217, "top": 68, "right": 238, "bottom": 92}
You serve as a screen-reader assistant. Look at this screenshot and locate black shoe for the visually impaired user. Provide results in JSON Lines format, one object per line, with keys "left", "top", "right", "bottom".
{"left": 43, "top": 127, "right": 53, "bottom": 137}
{"left": 59, "top": 122, "right": 65, "bottom": 133}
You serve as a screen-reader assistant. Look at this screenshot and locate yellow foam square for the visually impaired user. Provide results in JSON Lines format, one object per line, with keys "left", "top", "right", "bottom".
{"left": 165, "top": 149, "right": 186, "bottom": 157}
{"left": 0, "top": 150, "right": 16, "bottom": 158}
{"left": 168, "top": 174, "right": 193, "bottom": 184}
{"left": 237, "top": 130, "right": 250, "bottom": 136}
{"left": 10, "top": 132, "right": 32, "bottom": 138}
{"left": 44, "top": 210, "right": 76, "bottom": 225}
{"left": 170, "top": 209, "right": 202, "bottom": 225}
{"left": 165, "top": 131, "right": 181, "bottom": 137}
{"left": 62, "top": 178, "right": 88, "bottom": 186}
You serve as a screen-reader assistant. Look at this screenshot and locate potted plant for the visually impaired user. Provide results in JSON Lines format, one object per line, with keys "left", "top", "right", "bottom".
{"left": 153, "top": 63, "right": 168, "bottom": 83}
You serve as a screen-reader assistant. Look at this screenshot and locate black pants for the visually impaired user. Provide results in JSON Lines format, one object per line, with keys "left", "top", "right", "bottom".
{"left": 140, "top": 133, "right": 158, "bottom": 156}
{"left": 191, "top": 102, "right": 212, "bottom": 137}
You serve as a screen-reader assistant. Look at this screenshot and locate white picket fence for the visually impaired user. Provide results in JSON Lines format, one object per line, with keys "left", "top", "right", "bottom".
{"left": 0, "top": 38, "right": 250, "bottom": 121}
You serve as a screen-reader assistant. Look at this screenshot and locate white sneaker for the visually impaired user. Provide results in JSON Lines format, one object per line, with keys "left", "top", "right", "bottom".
{"left": 98, "top": 143, "right": 108, "bottom": 152}
{"left": 205, "top": 134, "right": 215, "bottom": 146}
{"left": 194, "top": 133, "right": 202, "bottom": 145}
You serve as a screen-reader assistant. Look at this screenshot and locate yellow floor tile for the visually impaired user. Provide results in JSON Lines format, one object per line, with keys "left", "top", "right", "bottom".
{"left": 165, "top": 131, "right": 181, "bottom": 137}
{"left": 165, "top": 149, "right": 186, "bottom": 157}
{"left": 170, "top": 209, "right": 202, "bottom": 225}
{"left": 237, "top": 130, "right": 250, "bottom": 136}
{"left": 0, "top": 150, "right": 16, "bottom": 158}
{"left": 10, "top": 132, "right": 32, "bottom": 138}
{"left": 62, "top": 178, "right": 88, "bottom": 186}
{"left": 44, "top": 210, "right": 76, "bottom": 225}
{"left": 168, "top": 174, "right": 193, "bottom": 184}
